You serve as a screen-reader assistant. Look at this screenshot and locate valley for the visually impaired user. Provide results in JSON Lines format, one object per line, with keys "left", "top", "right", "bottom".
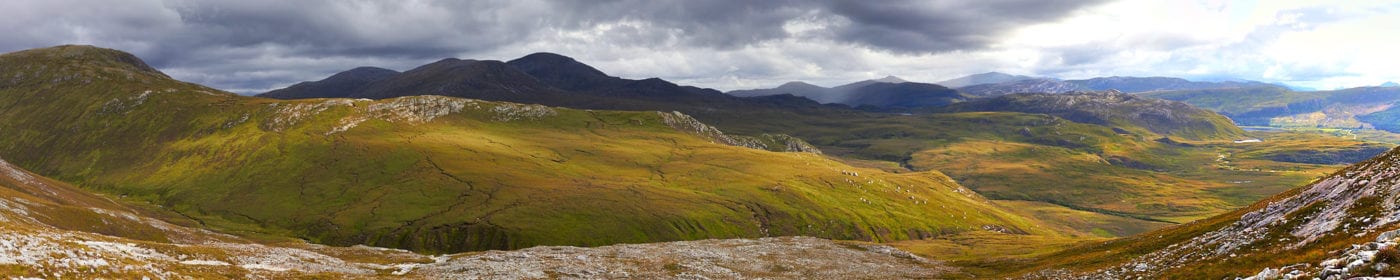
{"left": 1, "top": 44, "right": 1397, "bottom": 279}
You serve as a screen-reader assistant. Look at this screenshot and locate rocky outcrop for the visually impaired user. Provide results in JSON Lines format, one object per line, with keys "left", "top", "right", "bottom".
{"left": 1241, "top": 228, "right": 1400, "bottom": 279}
{"left": 731, "top": 134, "right": 824, "bottom": 154}
{"left": 408, "top": 236, "right": 945, "bottom": 278}
{"left": 658, "top": 111, "right": 822, "bottom": 153}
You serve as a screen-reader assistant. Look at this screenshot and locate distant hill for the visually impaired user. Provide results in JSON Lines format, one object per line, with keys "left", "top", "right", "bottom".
{"left": 725, "top": 77, "right": 904, "bottom": 103}
{"left": 954, "top": 76, "right": 1283, "bottom": 98}
{"left": 1381, "top": 81, "right": 1399, "bottom": 87}
{"left": 351, "top": 58, "right": 559, "bottom": 100}
{"left": 1070, "top": 76, "right": 1279, "bottom": 93}
{"left": 937, "top": 90, "right": 1246, "bottom": 140}
{"left": 957, "top": 78, "right": 1085, "bottom": 97}
{"left": 725, "top": 76, "right": 963, "bottom": 109}
{"left": 937, "top": 72, "right": 1037, "bottom": 88}
{"left": 842, "top": 82, "right": 963, "bottom": 109}
{"left": 503, "top": 52, "right": 620, "bottom": 91}
{"left": 727, "top": 81, "right": 831, "bottom": 99}
{"left": 258, "top": 67, "right": 399, "bottom": 99}
{"left": 1142, "top": 86, "right": 1400, "bottom": 131}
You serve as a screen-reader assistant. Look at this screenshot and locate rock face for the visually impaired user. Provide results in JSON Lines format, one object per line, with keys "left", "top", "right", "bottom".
{"left": 659, "top": 111, "right": 822, "bottom": 154}
{"left": 1241, "top": 228, "right": 1400, "bottom": 280}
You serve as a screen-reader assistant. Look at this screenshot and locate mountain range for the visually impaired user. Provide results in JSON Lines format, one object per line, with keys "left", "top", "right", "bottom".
{"left": 5, "top": 45, "right": 1400, "bottom": 279}
{"left": 935, "top": 72, "right": 1037, "bottom": 88}
{"left": 1142, "top": 86, "right": 1400, "bottom": 132}
{"left": 726, "top": 75, "right": 952, "bottom": 107}
{"left": 730, "top": 72, "right": 1287, "bottom": 101}
{"left": 258, "top": 52, "right": 791, "bottom": 113}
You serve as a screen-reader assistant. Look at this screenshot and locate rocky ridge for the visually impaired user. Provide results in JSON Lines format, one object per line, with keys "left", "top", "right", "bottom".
{"left": 1238, "top": 228, "right": 1400, "bottom": 279}
{"left": 658, "top": 111, "right": 822, "bottom": 153}
{"left": 1027, "top": 147, "right": 1400, "bottom": 279}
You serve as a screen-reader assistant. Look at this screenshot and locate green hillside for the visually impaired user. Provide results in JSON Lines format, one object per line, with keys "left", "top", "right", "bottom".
{"left": 0, "top": 45, "right": 1046, "bottom": 253}
{"left": 699, "top": 101, "right": 1356, "bottom": 224}
{"left": 938, "top": 91, "right": 1247, "bottom": 141}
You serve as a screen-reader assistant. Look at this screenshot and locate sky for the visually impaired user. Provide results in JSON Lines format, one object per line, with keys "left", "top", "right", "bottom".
{"left": 1, "top": 0, "right": 1397, "bottom": 94}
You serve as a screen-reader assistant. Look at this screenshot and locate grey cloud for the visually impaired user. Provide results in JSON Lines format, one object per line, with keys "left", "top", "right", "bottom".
{"left": 0, "top": 0, "right": 1111, "bottom": 94}
{"left": 829, "top": 0, "right": 1112, "bottom": 53}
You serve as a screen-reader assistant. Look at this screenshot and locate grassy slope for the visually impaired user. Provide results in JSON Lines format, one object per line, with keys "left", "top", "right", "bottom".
{"left": 709, "top": 109, "right": 1347, "bottom": 224}
{"left": 937, "top": 91, "right": 1248, "bottom": 141}
{"left": 1, "top": 156, "right": 953, "bottom": 279}
{"left": 0, "top": 45, "right": 1049, "bottom": 253}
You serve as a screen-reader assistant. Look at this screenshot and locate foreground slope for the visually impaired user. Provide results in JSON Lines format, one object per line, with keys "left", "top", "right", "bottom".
{"left": 0, "top": 45, "right": 1042, "bottom": 253}
{"left": 1016, "top": 146, "right": 1400, "bottom": 279}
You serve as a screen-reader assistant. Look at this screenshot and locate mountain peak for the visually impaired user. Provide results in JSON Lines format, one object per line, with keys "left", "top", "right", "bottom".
{"left": 777, "top": 81, "right": 823, "bottom": 89}
{"left": 1381, "top": 81, "right": 1399, "bottom": 87}
{"left": 506, "top": 52, "right": 616, "bottom": 91}
{"left": 1, "top": 45, "right": 168, "bottom": 78}
{"left": 345, "top": 66, "right": 396, "bottom": 73}
{"left": 873, "top": 75, "right": 907, "bottom": 83}
{"left": 515, "top": 52, "right": 577, "bottom": 62}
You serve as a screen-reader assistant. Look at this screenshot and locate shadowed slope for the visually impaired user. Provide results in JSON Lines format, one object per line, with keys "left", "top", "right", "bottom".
{"left": 257, "top": 67, "right": 399, "bottom": 99}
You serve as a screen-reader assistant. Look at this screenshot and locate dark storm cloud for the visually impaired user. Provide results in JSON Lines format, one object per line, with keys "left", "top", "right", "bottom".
{"left": 0, "top": 0, "right": 1110, "bottom": 93}
{"left": 829, "top": 0, "right": 1111, "bottom": 53}
{"left": 544, "top": 0, "right": 1111, "bottom": 52}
